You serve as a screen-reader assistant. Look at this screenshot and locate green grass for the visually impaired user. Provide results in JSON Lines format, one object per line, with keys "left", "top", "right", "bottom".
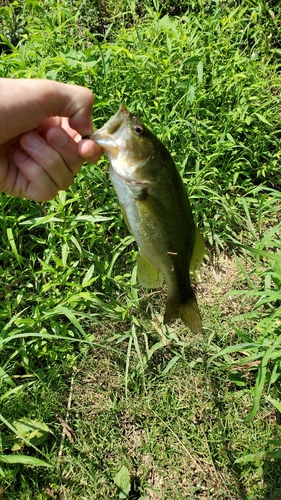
{"left": 1, "top": 0, "right": 281, "bottom": 498}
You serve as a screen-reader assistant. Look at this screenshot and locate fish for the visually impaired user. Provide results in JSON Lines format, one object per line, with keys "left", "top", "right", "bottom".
{"left": 89, "top": 104, "right": 205, "bottom": 333}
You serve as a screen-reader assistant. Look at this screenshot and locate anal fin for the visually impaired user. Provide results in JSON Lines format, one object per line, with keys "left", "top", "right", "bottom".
{"left": 190, "top": 226, "right": 205, "bottom": 275}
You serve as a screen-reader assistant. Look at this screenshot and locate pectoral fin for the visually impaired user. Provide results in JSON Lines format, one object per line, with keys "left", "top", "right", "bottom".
{"left": 137, "top": 252, "right": 163, "bottom": 289}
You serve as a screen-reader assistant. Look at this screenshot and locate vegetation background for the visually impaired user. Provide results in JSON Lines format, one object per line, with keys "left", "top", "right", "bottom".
{"left": 0, "top": 0, "right": 281, "bottom": 498}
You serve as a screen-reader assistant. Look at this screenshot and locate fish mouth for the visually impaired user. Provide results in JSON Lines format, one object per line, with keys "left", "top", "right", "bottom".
{"left": 89, "top": 104, "right": 129, "bottom": 153}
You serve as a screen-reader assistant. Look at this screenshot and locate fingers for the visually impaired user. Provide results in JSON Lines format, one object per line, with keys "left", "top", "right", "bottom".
{"left": 12, "top": 124, "right": 103, "bottom": 201}
{"left": 13, "top": 129, "right": 84, "bottom": 201}
{"left": 13, "top": 152, "right": 62, "bottom": 201}
{"left": 46, "top": 127, "right": 83, "bottom": 175}
{"left": 46, "top": 126, "right": 103, "bottom": 168}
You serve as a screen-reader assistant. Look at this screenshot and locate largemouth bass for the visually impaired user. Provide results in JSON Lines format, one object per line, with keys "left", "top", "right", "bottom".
{"left": 89, "top": 104, "right": 205, "bottom": 333}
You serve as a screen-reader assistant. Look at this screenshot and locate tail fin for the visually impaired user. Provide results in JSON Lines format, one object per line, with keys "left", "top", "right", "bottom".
{"left": 163, "top": 293, "right": 202, "bottom": 334}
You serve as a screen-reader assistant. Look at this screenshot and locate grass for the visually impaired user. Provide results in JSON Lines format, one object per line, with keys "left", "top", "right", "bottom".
{"left": 1, "top": 0, "right": 281, "bottom": 498}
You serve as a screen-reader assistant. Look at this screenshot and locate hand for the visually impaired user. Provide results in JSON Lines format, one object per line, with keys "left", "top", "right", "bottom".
{"left": 0, "top": 78, "right": 102, "bottom": 201}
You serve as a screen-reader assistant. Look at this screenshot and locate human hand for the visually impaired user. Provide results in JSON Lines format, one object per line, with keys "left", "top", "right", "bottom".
{"left": 0, "top": 78, "right": 102, "bottom": 201}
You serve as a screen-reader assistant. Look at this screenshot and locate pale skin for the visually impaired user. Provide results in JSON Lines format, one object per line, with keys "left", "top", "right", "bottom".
{"left": 0, "top": 78, "right": 102, "bottom": 201}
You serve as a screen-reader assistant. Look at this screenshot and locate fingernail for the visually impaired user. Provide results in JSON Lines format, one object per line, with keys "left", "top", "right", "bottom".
{"left": 50, "top": 128, "right": 68, "bottom": 147}
{"left": 24, "top": 132, "right": 41, "bottom": 149}
{"left": 14, "top": 151, "right": 28, "bottom": 162}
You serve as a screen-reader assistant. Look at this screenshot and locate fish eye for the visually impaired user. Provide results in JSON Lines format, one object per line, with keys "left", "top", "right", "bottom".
{"left": 133, "top": 124, "right": 145, "bottom": 135}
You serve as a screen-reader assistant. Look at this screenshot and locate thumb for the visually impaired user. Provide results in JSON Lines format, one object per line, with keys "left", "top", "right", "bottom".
{"left": 42, "top": 81, "right": 95, "bottom": 136}
{"left": 0, "top": 79, "right": 95, "bottom": 143}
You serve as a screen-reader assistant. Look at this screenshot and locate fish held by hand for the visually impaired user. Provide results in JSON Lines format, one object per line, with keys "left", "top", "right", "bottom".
{"left": 90, "top": 104, "right": 205, "bottom": 333}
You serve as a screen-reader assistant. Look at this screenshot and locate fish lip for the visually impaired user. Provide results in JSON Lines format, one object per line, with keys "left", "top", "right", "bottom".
{"left": 113, "top": 167, "right": 148, "bottom": 185}
{"left": 112, "top": 150, "right": 155, "bottom": 182}
{"left": 124, "top": 177, "right": 150, "bottom": 187}
{"left": 90, "top": 137, "right": 116, "bottom": 147}
{"left": 89, "top": 131, "right": 118, "bottom": 145}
